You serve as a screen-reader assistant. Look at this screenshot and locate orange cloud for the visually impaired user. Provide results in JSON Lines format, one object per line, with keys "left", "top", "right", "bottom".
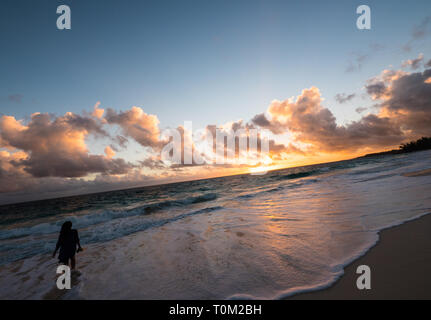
{"left": 104, "top": 146, "right": 116, "bottom": 159}
{"left": 402, "top": 53, "right": 424, "bottom": 70}
{"left": 92, "top": 101, "right": 105, "bottom": 119}
{"left": 253, "top": 88, "right": 399, "bottom": 153}
{"left": 0, "top": 112, "right": 133, "bottom": 178}
{"left": 105, "top": 106, "right": 163, "bottom": 149}
{"left": 371, "top": 68, "right": 431, "bottom": 137}
{"left": 251, "top": 65, "right": 431, "bottom": 155}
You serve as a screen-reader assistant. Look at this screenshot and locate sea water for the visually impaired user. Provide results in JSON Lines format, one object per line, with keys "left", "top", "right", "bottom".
{"left": 0, "top": 150, "right": 430, "bottom": 299}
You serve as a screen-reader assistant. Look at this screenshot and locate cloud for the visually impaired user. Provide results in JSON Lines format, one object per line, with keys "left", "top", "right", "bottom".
{"left": 140, "top": 156, "right": 167, "bottom": 170}
{"left": 412, "top": 16, "right": 431, "bottom": 39}
{"left": 345, "top": 52, "right": 368, "bottom": 73}
{"left": 208, "top": 120, "right": 301, "bottom": 162}
{"left": 345, "top": 43, "right": 384, "bottom": 73}
{"left": 0, "top": 150, "right": 30, "bottom": 193}
{"left": 104, "top": 146, "right": 116, "bottom": 159}
{"left": 158, "top": 119, "right": 299, "bottom": 169}
{"left": 2, "top": 62, "right": 431, "bottom": 203}
{"left": 373, "top": 68, "right": 431, "bottom": 137}
{"left": 402, "top": 53, "right": 424, "bottom": 70}
{"left": 114, "top": 135, "right": 128, "bottom": 149}
{"left": 403, "top": 16, "right": 431, "bottom": 51}
{"left": 251, "top": 113, "right": 284, "bottom": 134}
{"left": 92, "top": 101, "right": 104, "bottom": 119}
{"left": 105, "top": 107, "right": 164, "bottom": 149}
{"left": 365, "top": 81, "right": 387, "bottom": 99}
{"left": 365, "top": 69, "right": 407, "bottom": 99}
{"left": 426, "top": 59, "right": 431, "bottom": 68}
{"left": 335, "top": 93, "right": 356, "bottom": 104}
{"left": 7, "top": 94, "right": 23, "bottom": 103}
{"left": 0, "top": 112, "right": 134, "bottom": 178}
{"left": 162, "top": 125, "right": 206, "bottom": 168}
{"left": 0, "top": 163, "right": 157, "bottom": 205}
{"left": 355, "top": 107, "right": 368, "bottom": 114}
{"left": 251, "top": 83, "right": 418, "bottom": 153}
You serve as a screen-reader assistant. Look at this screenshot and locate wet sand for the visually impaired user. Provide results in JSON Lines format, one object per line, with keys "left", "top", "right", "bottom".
{"left": 290, "top": 213, "right": 431, "bottom": 300}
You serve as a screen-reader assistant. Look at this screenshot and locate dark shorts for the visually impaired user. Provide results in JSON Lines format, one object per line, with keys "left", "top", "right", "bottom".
{"left": 58, "top": 247, "right": 76, "bottom": 265}
{"left": 59, "top": 254, "right": 75, "bottom": 265}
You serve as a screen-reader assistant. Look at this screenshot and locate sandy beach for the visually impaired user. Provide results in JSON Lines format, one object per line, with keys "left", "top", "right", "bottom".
{"left": 290, "top": 213, "right": 431, "bottom": 300}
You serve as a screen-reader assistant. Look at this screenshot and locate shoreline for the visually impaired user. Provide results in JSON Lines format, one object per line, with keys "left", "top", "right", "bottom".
{"left": 2, "top": 213, "right": 431, "bottom": 300}
{"left": 289, "top": 212, "right": 431, "bottom": 300}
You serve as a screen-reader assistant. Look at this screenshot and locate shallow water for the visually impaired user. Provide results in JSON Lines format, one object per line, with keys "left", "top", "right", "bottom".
{"left": 1, "top": 150, "right": 431, "bottom": 299}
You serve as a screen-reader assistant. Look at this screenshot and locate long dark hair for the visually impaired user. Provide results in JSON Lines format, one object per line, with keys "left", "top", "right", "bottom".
{"left": 59, "top": 221, "right": 73, "bottom": 239}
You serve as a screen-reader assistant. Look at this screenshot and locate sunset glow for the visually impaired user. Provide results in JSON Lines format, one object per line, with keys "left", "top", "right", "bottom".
{"left": 0, "top": 1, "right": 430, "bottom": 205}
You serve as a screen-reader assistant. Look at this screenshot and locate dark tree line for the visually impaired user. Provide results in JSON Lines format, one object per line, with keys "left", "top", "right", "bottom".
{"left": 399, "top": 137, "right": 431, "bottom": 153}
{"left": 361, "top": 137, "right": 431, "bottom": 158}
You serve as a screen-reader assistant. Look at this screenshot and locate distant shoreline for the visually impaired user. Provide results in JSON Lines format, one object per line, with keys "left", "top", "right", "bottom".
{"left": 360, "top": 137, "right": 431, "bottom": 159}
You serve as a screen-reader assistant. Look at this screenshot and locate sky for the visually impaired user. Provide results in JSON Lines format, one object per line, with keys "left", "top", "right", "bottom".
{"left": 1, "top": 0, "right": 431, "bottom": 204}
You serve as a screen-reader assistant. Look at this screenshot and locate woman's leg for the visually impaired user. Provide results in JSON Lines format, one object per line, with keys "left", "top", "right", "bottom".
{"left": 71, "top": 256, "right": 76, "bottom": 270}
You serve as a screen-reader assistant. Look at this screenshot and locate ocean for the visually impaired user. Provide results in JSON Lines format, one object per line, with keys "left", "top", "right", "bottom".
{"left": 1, "top": 150, "right": 431, "bottom": 299}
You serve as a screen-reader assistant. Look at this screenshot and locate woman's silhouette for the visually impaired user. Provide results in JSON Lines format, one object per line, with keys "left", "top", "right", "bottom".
{"left": 53, "top": 221, "right": 83, "bottom": 269}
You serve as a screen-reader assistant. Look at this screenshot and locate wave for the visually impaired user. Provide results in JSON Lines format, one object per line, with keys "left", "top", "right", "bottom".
{"left": 0, "top": 205, "right": 224, "bottom": 265}
{"left": 78, "top": 205, "right": 224, "bottom": 244}
{"left": 0, "top": 193, "right": 218, "bottom": 241}
{"left": 235, "top": 186, "right": 284, "bottom": 200}
{"left": 273, "top": 169, "right": 322, "bottom": 181}
{"left": 234, "top": 178, "right": 320, "bottom": 201}
{"left": 355, "top": 173, "right": 399, "bottom": 183}
{"left": 128, "top": 192, "right": 218, "bottom": 214}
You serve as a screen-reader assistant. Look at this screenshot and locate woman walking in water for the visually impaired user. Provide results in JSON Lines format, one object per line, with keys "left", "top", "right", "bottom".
{"left": 53, "top": 221, "right": 83, "bottom": 270}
